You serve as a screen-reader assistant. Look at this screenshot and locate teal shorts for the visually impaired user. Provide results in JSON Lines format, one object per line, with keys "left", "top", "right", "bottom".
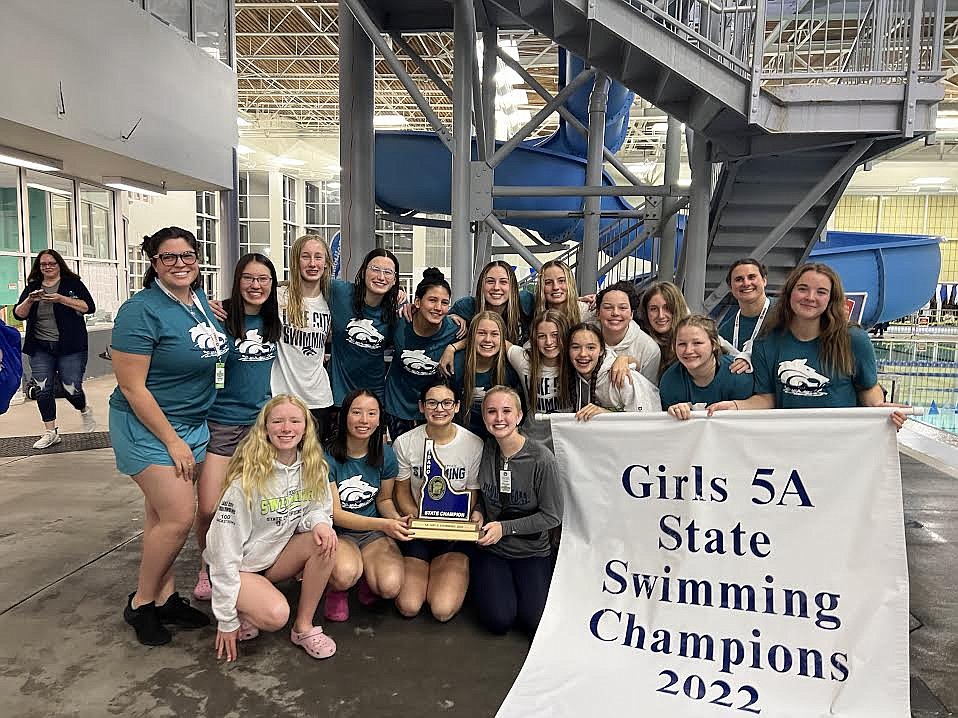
{"left": 110, "top": 406, "right": 210, "bottom": 477}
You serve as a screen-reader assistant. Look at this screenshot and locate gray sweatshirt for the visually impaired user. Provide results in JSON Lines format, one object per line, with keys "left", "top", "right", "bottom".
{"left": 203, "top": 455, "right": 333, "bottom": 633}
{"left": 476, "top": 437, "right": 563, "bottom": 559}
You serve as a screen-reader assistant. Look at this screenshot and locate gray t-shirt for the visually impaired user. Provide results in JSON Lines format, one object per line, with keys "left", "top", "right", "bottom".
{"left": 476, "top": 437, "right": 563, "bottom": 560}
{"left": 34, "top": 281, "right": 60, "bottom": 342}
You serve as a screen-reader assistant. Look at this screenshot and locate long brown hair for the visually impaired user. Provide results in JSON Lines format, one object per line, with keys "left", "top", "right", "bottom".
{"left": 563, "top": 322, "right": 606, "bottom": 408}
{"left": 284, "top": 234, "right": 331, "bottom": 328}
{"left": 761, "top": 263, "right": 854, "bottom": 376}
{"left": 459, "top": 311, "right": 509, "bottom": 422}
{"left": 527, "top": 309, "right": 571, "bottom": 412}
{"left": 535, "top": 260, "right": 582, "bottom": 329}
{"left": 640, "top": 281, "right": 690, "bottom": 378}
{"left": 474, "top": 260, "right": 528, "bottom": 344}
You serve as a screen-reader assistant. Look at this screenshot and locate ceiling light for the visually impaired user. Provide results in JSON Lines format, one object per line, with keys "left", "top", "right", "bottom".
{"left": 677, "top": 178, "right": 692, "bottom": 187}
{"left": 374, "top": 114, "right": 408, "bottom": 128}
{"left": 272, "top": 157, "right": 306, "bottom": 167}
{"left": 236, "top": 144, "right": 253, "bottom": 155}
{"left": 911, "top": 176, "right": 949, "bottom": 185}
{"left": 651, "top": 122, "right": 669, "bottom": 133}
{"left": 237, "top": 117, "right": 252, "bottom": 127}
{"left": 0, "top": 146, "right": 63, "bottom": 172}
{"left": 102, "top": 176, "right": 167, "bottom": 196}
{"left": 26, "top": 182, "right": 71, "bottom": 197}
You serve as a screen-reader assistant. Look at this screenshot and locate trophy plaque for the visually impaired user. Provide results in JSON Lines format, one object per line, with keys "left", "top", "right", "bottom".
{"left": 409, "top": 438, "right": 480, "bottom": 541}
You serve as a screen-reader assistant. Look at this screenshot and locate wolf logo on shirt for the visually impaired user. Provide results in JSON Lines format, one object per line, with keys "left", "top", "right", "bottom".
{"left": 338, "top": 475, "right": 378, "bottom": 510}
{"left": 401, "top": 349, "right": 438, "bottom": 376}
{"left": 235, "top": 329, "right": 275, "bottom": 362}
{"left": 777, "top": 358, "right": 830, "bottom": 397}
{"left": 346, "top": 318, "right": 385, "bottom": 349}
{"left": 189, "top": 323, "right": 228, "bottom": 357}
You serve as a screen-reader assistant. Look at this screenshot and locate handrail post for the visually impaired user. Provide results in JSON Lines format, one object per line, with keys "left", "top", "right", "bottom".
{"left": 747, "top": 0, "right": 766, "bottom": 125}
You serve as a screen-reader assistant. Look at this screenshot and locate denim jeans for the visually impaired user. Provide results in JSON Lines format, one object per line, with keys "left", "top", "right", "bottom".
{"left": 30, "top": 340, "right": 88, "bottom": 423}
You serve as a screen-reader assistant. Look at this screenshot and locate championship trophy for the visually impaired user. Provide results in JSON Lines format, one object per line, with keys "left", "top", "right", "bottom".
{"left": 409, "top": 438, "right": 480, "bottom": 541}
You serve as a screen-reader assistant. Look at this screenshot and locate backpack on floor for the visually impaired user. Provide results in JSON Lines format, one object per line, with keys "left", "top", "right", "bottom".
{"left": 0, "top": 320, "right": 23, "bottom": 415}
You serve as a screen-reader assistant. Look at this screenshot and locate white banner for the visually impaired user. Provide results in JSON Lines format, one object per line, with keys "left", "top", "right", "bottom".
{"left": 499, "top": 409, "right": 909, "bottom": 718}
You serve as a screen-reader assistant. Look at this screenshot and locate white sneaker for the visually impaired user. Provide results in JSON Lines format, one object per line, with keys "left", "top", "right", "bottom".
{"left": 33, "top": 429, "right": 62, "bottom": 450}
{"left": 81, "top": 406, "right": 97, "bottom": 432}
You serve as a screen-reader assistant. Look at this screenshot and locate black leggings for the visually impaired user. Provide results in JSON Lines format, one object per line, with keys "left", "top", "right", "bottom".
{"left": 470, "top": 550, "right": 554, "bottom": 635}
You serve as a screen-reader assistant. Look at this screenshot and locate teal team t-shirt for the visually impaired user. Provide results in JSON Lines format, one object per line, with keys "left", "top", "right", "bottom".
{"left": 384, "top": 316, "right": 460, "bottom": 420}
{"left": 328, "top": 278, "right": 395, "bottom": 405}
{"left": 327, "top": 444, "right": 399, "bottom": 519}
{"left": 751, "top": 326, "right": 878, "bottom": 408}
{"left": 450, "top": 290, "right": 536, "bottom": 343}
{"left": 659, "top": 353, "right": 755, "bottom": 409}
{"left": 208, "top": 313, "right": 277, "bottom": 426}
{"left": 450, "top": 350, "right": 521, "bottom": 439}
{"left": 718, "top": 300, "right": 775, "bottom": 352}
{"left": 109, "top": 284, "right": 226, "bottom": 425}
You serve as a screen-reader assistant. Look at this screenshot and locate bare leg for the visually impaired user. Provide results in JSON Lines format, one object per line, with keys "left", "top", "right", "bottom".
{"left": 395, "top": 557, "right": 428, "bottom": 617}
{"left": 360, "top": 537, "right": 404, "bottom": 600}
{"left": 327, "top": 537, "right": 362, "bottom": 591}
{"left": 265, "top": 532, "right": 334, "bottom": 634}
{"left": 235, "top": 573, "right": 290, "bottom": 632}
{"left": 425, "top": 551, "right": 470, "bottom": 622}
{"left": 195, "top": 453, "right": 231, "bottom": 557}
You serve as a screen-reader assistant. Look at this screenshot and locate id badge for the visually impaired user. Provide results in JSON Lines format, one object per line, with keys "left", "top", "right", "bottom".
{"left": 215, "top": 362, "right": 226, "bottom": 390}
{"left": 499, "top": 469, "right": 512, "bottom": 495}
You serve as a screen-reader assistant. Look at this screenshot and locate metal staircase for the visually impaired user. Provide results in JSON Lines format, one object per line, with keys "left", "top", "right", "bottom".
{"left": 487, "top": 0, "right": 945, "bottom": 309}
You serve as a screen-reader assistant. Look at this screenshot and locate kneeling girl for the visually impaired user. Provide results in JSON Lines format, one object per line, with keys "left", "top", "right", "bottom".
{"left": 205, "top": 394, "right": 339, "bottom": 662}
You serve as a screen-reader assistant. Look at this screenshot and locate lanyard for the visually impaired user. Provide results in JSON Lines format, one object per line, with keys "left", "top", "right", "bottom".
{"left": 154, "top": 279, "right": 226, "bottom": 360}
{"left": 732, "top": 297, "right": 770, "bottom": 352}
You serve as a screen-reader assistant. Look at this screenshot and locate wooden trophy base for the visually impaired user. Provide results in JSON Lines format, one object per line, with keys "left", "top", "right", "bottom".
{"left": 410, "top": 517, "right": 480, "bottom": 542}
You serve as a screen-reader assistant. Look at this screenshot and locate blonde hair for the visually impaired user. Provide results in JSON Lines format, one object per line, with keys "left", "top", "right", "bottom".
{"left": 475, "top": 260, "right": 527, "bottom": 344}
{"left": 459, "top": 312, "right": 509, "bottom": 423}
{"left": 640, "top": 281, "right": 690, "bottom": 378}
{"left": 482, "top": 385, "right": 523, "bottom": 414}
{"left": 528, "top": 309, "right": 571, "bottom": 412}
{"left": 673, "top": 314, "right": 724, "bottom": 368}
{"left": 222, "top": 394, "right": 329, "bottom": 506}
{"left": 762, "top": 263, "right": 854, "bottom": 376}
{"left": 284, "top": 234, "right": 331, "bottom": 328}
{"left": 536, "top": 260, "right": 582, "bottom": 329}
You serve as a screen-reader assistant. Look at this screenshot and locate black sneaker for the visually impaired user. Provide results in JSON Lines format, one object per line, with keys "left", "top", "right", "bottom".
{"left": 124, "top": 592, "right": 172, "bottom": 646}
{"left": 156, "top": 592, "right": 211, "bottom": 629}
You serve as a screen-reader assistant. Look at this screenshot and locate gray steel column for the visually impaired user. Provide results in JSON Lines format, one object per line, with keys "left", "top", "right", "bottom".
{"left": 451, "top": 0, "right": 474, "bottom": 291}
{"left": 339, "top": 0, "right": 376, "bottom": 278}
{"left": 684, "top": 133, "right": 711, "bottom": 313}
{"left": 473, "top": 26, "right": 497, "bottom": 276}
{"left": 218, "top": 147, "right": 240, "bottom": 292}
{"left": 658, "top": 117, "right": 681, "bottom": 283}
{"left": 575, "top": 73, "right": 610, "bottom": 293}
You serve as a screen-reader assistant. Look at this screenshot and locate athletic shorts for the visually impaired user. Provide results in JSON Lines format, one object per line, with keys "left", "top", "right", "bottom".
{"left": 206, "top": 420, "right": 252, "bottom": 457}
{"left": 337, "top": 528, "right": 388, "bottom": 550}
{"left": 399, "top": 538, "right": 467, "bottom": 563}
{"left": 110, "top": 406, "right": 209, "bottom": 477}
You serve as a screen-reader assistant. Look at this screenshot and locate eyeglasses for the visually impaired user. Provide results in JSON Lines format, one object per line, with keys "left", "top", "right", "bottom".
{"left": 367, "top": 266, "right": 396, "bottom": 278}
{"left": 423, "top": 399, "right": 456, "bottom": 410}
{"left": 154, "top": 251, "right": 198, "bottom": 266}
{"left": 39, "top": 262, "right": 58, "bottom": 268}
{"left": 240, "top": 274, "right": 272, "bottom": 285}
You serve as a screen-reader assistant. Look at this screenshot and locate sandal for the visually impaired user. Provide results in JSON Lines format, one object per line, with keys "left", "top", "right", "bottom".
{"left": 290, "top": 626, "right": 336, "bottom": 659}
{"left": 238, "top": 613, "right": 259, "bottom": 641}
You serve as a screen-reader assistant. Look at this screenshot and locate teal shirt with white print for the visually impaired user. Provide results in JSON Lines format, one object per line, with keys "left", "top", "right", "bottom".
{"left": 328, "top": 278, "right": 395, "bottom": 405}
{"left": 109, "top": 283, "right": 226, "bottom": 425}
{"left": 384, "top": 316, "right": 460, "bottom": 420}
{"left": 326, "top": 445, "right": 399, "bottom": 519}
{"left": 208, "top": 313, "right": 277, "bottom": 425}
{"left": 659, "top": 353, "right": 755, "bottom": 409}
{"left": 751, "top": 326, "right": 878, "bottom": 408}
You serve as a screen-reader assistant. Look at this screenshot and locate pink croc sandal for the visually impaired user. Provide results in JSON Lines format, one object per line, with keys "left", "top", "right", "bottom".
{"left": 290, "top": 626, "right": 336, "bottom": 659}
{"left": 237, "top": 614, "right": 259, "bottom": 641}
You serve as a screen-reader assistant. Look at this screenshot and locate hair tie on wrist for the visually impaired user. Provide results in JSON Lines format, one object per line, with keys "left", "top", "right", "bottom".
{"left": 733, "top": 400, "right": 739, "bottom": 410}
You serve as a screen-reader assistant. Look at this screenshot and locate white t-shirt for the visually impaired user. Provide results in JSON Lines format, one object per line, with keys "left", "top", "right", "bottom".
{"left": 271, "top": 287, "right": 333, "bottom": 408}
{"left": 607, "top": 321, "right": 661, "bottom": 386}
{"left": 393, "top": 424, "right": 483, "bottom": 509}
{"left": 507, "top": 344, "right": 568, "bottom": 449}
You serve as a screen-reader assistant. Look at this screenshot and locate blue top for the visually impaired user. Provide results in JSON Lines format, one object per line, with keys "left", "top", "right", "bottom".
{"left": 109, "top": 284, "right": 226, "bottom": 425}
{"left": 751, "top": 326, "right": 878, "bottom": 408}
{"left": 450, "top": 350, "right": 522, "bottom": 439}
{"left": 450, "top": 290, "right": 536, "bottom": 343}
{"left": 328, "top": 278, "right": 396, "bottom": 405}
{"left": 327, "top": 445, "right": 399, "bottom": 519}
{"left": 207, "top": 313, "right": 277, "bottom": 426}
{"left": 384, "top": 316, "right": 460, "bottom": 420}
{"left": 16, "top": 275, "right": 96, "bottom": 356}
{"left": 659, "top": 353, "right": 755, "bottom": 409}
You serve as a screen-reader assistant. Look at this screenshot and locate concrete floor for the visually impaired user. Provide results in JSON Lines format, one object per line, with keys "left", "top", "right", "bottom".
{"left": 0, "top": 378, "right": 955, "bottom": 717}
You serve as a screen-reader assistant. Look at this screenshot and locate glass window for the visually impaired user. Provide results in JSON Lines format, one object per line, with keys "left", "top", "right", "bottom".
{"left": 193, "top": 0, "right": 230, "bottom": 65}
{"left": 80, "top": 185, "right": 112, "bottom": 259}
{"left": 0, "top": 255, "right": 23, "bottom": 319}
{"left": 25, "top": 172, "right": 75, "bottom": 258}
{"left": 240, "top": 220, "right": 271, "bottom": 258}
{"left": 239, "top": 171, "right": 270, "bottom": 219}
{"left": 0, "top": 164, "right": 19, "bottom": 253}
{"left": 148, "top": 0, "right": 191, "bottom": 39}
{"left": 82, "top": 262, "right": 121, "bottom": 325}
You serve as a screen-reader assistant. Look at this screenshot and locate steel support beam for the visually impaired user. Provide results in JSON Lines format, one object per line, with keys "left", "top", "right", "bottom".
{"left": 684, "top": 134, "right": 711, "bottom": 313}
{"left": 450, "top": 0, "right": 475, "bottom": 291}
{"left": 577, "top": 73, "right": 610, "bottom": 293}
{"left": 389, "top": 33, "right": 454, "bottom": 100}
{"left": 599, "top": 198, "right": 689, "bottom": 276}
{"left": 339, "top": 0, "right": 376, "bottom": 277}
{"left": 495, "top": 210, "right": 647, "bottom": 219}
{"left": 658, "top": 117, "right": 682, "bottom": 283}
{"left": 473, "top": 27, "right": 498, "bottom": 277}
{"left": 492, "top": 185, "right": 685, "bottom": 197}
{"left": 484, "top": 215, "right": 543, "bottom": 270}
{"left": 218, "top": 147, "right": 241, "bottom": 290}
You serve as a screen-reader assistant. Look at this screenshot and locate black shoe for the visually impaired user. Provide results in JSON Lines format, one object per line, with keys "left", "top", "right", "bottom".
{"left": 156, "top": 591, "right": 211, "bottom": 629}
{"left": 124, "top": 592, "right": 172, "bottom": 646}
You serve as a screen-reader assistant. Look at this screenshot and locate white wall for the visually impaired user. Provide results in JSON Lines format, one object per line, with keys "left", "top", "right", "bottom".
{"left": 125, "top": 191, "right": 198, "bottom": 258}
{"left": 0, "top": 0, "right": 236, "bottom": 189}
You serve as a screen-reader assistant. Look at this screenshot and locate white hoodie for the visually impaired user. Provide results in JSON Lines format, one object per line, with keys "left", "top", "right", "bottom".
{"left": 203, "top": 454, "right": 333, "bottom": 633}
{"left": 606, "top": 321, "right": 661, "bottom": 386}
{"left": 575, "top": 349, "right": 662, "bottom": 413}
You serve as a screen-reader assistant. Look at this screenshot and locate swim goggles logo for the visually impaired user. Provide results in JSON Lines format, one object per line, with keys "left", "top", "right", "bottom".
{"left": 189, "top": 324, "right": 229, "bottom": 357}
{"left": 777, "top": 358, "right": 830, "bottom": 397}
{"left": 346, "top": 318, "right": 385, "bottom": 349}
{"left": 235, "top": 328, "right": 275, "bottom": 361}
{"left": 338, "top": 475, "right": 377, "bottom": 510}
{"left": 400, "top": 349, "right": 438, "bottom": 376}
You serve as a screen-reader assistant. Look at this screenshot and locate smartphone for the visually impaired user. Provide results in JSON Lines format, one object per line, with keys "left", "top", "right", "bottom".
{"left": 30, "top": 289, "right": 44, "bottom": 298}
